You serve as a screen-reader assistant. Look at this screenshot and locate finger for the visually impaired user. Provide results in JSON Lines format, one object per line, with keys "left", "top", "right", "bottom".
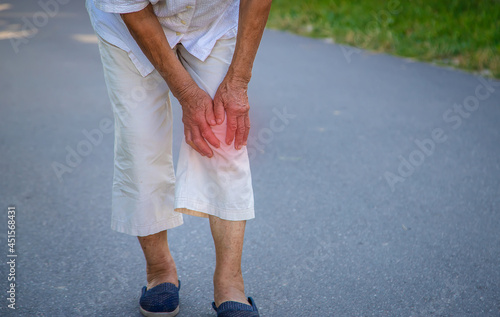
{"left": 192, "top": 126, "right": 214, "bottom": 158}
{"left": 185, "top": 129, "right": 204, "bottom": 156}
{"left": 242, "top": 115, "right": 250, "bottom": 146}
{"left": 235, "top": 116, "right": 245, "bottom": 150}
{"left": 189, "top": 141, "right": 204, "bottom": 156}
{"left": 225, "top": 113, "right": 237, "bottom": 145}
{"left": 200, "top": 121, "right": 220, "bottom": 148}
{"left": 213, "top": 94, "right": 225, "bottom": 125}
{"left": 205, "top": 100, "right": 217, "bottom": 126}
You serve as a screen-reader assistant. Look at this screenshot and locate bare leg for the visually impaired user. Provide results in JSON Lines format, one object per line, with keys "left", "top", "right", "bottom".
{"left": 137, "top": 230, "right": 179, "bottom": 290}
{"left": 209, "top": 215, "right": 250, "bottom": 307}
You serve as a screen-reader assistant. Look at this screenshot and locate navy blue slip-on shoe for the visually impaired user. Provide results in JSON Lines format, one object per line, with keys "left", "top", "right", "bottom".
{"left": 212, "top": 297, "right": 260, "bottom": 317}
{"left": 139, "top": 280, "right": 181, "bottom": 317}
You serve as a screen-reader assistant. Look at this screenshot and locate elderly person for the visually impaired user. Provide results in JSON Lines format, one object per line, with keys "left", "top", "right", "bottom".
{"left": 85, "top": 0, "right": 271, "bottom": 316}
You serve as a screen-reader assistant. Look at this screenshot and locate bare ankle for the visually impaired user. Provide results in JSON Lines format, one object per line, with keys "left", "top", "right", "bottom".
{"left": 213, "top": 272, "right": 248, "bottom": 306}
{"left": 146, "top": 259, "right": 178, "bottom": 289}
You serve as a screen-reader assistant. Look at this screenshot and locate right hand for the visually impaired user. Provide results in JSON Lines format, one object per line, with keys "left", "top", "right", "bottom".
{"left": 178, "top": 84, "right": 220, "bottom": 158}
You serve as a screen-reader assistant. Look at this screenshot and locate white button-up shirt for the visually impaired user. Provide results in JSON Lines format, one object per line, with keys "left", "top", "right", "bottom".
{"left": 86, "top": 0, "right": 239, "bottom": 76}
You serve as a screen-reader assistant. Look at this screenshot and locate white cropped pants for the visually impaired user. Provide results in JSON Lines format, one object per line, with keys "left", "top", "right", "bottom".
{"left": 97, "top": 36, "right": 254, "bottom": 237}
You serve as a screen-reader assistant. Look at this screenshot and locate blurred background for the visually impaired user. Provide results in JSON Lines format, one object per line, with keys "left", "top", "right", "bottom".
{"left": 267, "top": 0, "right": 500, "bottom": 78}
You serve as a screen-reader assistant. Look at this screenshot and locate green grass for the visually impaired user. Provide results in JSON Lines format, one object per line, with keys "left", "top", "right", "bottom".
{"left": 267, "top": 0, "right": 500, "bottom": 78}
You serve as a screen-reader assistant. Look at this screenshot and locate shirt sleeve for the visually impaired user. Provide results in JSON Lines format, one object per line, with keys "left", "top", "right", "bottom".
{"left": 94, "top": 0, "right": 153, "bottom": 14}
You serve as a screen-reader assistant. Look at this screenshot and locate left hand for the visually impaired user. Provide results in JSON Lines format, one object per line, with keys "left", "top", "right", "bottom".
{"left": 213, "top": 78, "right": 250, "bottom": 150}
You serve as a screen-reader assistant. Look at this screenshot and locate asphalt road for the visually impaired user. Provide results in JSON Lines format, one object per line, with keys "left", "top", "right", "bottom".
{"left": 1, "top": 1, "right": 500, "bottom": 316}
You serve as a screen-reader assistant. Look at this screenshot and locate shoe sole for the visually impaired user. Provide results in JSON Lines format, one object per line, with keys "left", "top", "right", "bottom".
{"left": 139, "top": 306, "right": 179, "bottom": 317}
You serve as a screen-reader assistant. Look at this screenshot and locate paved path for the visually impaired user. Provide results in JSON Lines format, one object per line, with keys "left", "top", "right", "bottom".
{"left": 1, "top": 1, "right": 499, "bottom": 316}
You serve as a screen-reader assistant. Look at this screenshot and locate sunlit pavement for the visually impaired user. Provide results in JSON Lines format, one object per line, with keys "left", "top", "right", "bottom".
{"left": 1, "top": 1, "right": 500, "bottom": 316}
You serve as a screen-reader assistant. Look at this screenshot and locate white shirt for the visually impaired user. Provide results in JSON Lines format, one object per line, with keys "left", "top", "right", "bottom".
{"left": 86, "top": 0, "right": 239, "bottom": 76}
